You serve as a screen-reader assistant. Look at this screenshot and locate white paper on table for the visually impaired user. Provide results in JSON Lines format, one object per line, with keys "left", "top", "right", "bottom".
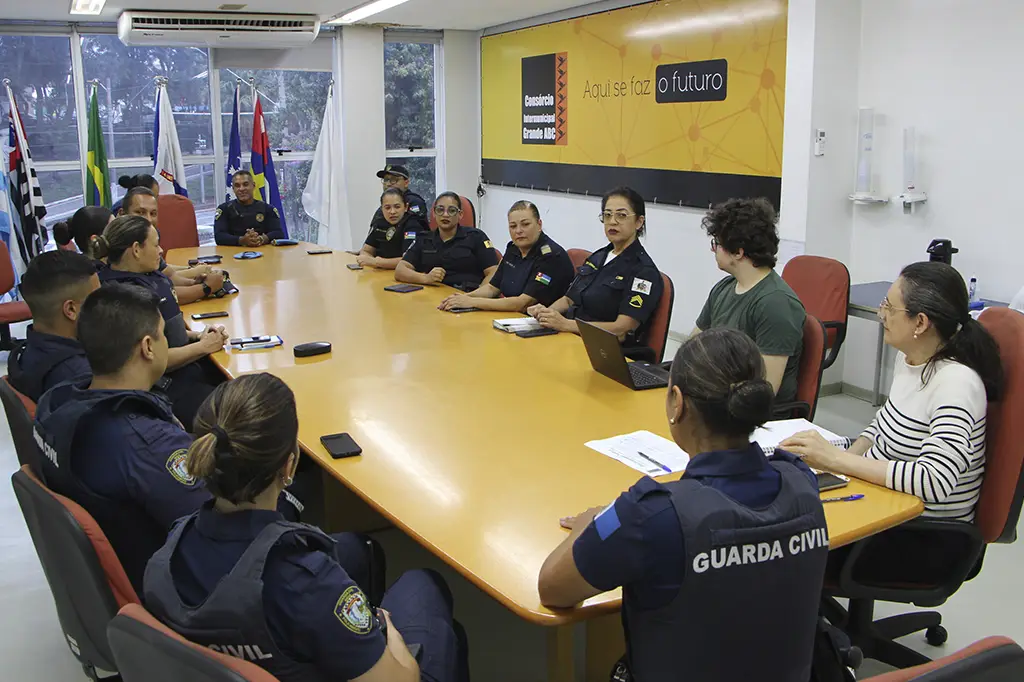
{"left": 585, "top": 430, "right": 690, "bottom": 476}
{"left": 751, "top": 419, "right": 846, "bottom": 455}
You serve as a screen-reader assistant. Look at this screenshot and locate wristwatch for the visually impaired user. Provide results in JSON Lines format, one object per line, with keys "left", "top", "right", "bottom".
{"left": 202, "top": 282, "right": 213, "bottom": 297}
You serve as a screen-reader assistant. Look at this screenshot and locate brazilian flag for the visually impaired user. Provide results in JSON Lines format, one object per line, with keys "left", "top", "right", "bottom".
{"left": 86, "top": 85, "right": 110, "bottom": 209}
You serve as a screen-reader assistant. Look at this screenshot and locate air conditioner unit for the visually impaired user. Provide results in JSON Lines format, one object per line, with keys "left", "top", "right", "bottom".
{"left": 118, "top": 12, "right": 321, "bottom": 48}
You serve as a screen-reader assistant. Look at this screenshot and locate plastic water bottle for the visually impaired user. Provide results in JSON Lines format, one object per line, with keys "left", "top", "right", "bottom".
{"left": 968, "top": 276, "right": 978, "bottom": 303}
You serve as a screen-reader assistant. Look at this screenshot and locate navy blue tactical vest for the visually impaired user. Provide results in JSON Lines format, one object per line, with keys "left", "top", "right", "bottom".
{"left": 8, "top": 339, "right": 83, "bottom": 403}
{"left": 34, "top": 383, "right": 176, "bottom": 592}
{"left": 624, "top": 460, "right": 829, "bottom": 682}
{"left": 145, "top": 514, "right": 337, "bottom": 682}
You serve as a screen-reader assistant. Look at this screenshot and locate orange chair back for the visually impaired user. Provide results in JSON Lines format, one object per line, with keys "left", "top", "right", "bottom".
{"left": 0, "top": 240, "right": 16, "bottom": 295}
{"left": 567, "top": 248, "right": 592, "bottom": 270}
{"left": 110, "top": 604, "right": 281, "bottom": 682}
{"left": 782, "top": 255, "right": 850, "bottom": 350}
{"left": 157, "top": 194, "right": 200, "bottom": 251}
{"left": 976, "top": 307, "right": 1024, "bottom": 543}
{"left": 865, "top": 636, "right": 1024, "bottom": 681}
{"left": 428, "top": 195, "right": 476, "bottom": 231}
{"left": 795, "top": 315, "right": 827, "bottom": 420}
{"left": 644, "top": 272, "right": 674, "bottom": 363}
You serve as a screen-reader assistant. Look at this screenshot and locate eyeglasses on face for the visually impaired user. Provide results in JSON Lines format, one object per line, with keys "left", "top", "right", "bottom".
{"left": 381, "top": 175, "right": 404, "bottom": 186}
{"left": 434, "top": 205, "right": 461, "bottom": 216}
{"left": 878, "top": 297, "right": 909, "bottom": 316}
{"left": 599, "top": 211, "right": 636, "bottom": 224}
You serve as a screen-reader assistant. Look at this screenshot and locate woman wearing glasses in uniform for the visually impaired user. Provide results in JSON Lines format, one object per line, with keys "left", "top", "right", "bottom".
{"left": 527, "top": 186, "right": 664, "bottom": 346}
{"left": 782, "top": 262, "right": 1003, "bottom": 582}
{"left": 396, "top": 192, "right": 500, "bottom": 291}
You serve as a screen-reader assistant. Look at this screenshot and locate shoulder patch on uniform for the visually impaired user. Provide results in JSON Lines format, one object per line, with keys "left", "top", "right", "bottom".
{"left": 255, "top": 213, "right": 265, "bottom": 223}
{"left": 215, "top": 208, "right": 222, "bottom": 219}
{"left": 404, "top": 231, "right": 416, "bottom": 239}
{"left": 632, "top": 278, "right": 653, "bottom": 294}
{"left": 629, "top": 294, "right": 644, "bottom": 309}
{"left": 410, "top": 205, "right": 422, "bottom": 214}
{"left": 484, "top": 240, "right": 493, "bottom": 249}
{"left": 166, "top": 449, "right": 196, "bottom": 486}
{"left": 273, "top": 207, "right": 279, "bottom": 216}
{"left": 333, "top": 585, "right": 373, "bottom": 635}
{"left": 535, "top": 272, "right": 552, "bottom": 285}
{"left": 540, "top": 244, "right": 552, "bottom": 255}
{"left": 594, "top": 503, "right": 621, "bottom": 541}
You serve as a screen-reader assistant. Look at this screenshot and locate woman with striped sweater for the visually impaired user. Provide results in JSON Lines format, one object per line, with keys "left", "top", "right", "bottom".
{"left": 782, "top": 262, "right": 1003, "bottom": 580}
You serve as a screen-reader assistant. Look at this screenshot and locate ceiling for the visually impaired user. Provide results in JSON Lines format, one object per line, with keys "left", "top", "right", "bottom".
{"left": 6, "top": 0, "right": 598, "bottom": 30}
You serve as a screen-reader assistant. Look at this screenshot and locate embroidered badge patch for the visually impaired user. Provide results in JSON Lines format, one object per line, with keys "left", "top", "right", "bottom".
{"left": 629, "top": 294, "right": 644, "bottom": 309}
{"left": 385, "top": 227, "right": 396, "bottom": 241}
{"left": 215, "top": 208, "right": 222, "bottom": 219}
{"left": 632, "top": 278, "right": 652, "bottom": 294}
{"left": 334, "top": 586, "right": 373, "bottom": 635}
{"left": 535, "top": 272, "right": 552, "bottom": 285}
{"left": 540, "top": 244, "right": 552, "bottom": 255}
{"left": 255, "top": 213, "right": 265, "bottom": 223}
{"left": 484, "top": 240, "right": 493, "bottom": 249}
{"left": 166, "top": 449, "right": 196, "bottom": 486}
{"left": 405, "top": 231, "right": 416, "bottom": 239}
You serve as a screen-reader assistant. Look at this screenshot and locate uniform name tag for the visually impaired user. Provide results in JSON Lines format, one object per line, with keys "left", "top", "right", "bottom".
{"left": 692, "top": 526, "right": 828, "bottom": 574}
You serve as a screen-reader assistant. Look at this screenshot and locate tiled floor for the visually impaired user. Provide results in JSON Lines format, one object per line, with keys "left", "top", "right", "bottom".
{"left": 2, "top": 372, "right": 1022, "bottom": 680}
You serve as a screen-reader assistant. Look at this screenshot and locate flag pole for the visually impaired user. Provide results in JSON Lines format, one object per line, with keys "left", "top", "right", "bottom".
{"left": 248, "top": 76, "right": 257, "bottom": 116}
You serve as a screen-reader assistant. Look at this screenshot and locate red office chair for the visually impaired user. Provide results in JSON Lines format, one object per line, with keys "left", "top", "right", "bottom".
{"left": 157, "top": 194, "right": 200, "bottom": 251}
{"left": 0, "top": 240, "right": 31, "bottom": 350}
{"left": 108, "top": 604, "right": 280, "bottom": 682}
{"left": 12, "top": 465, "right": 140, "bottom": 680}
{"left": 865, "top": 636, "right": 1024, "bottom": 681}
{"left": 1, "top": 376, "right": 39, "bottom": 471}
{"left": 782, "top": 255, "right": 850, "bottom": 369}
{"left": 623, "top": 272, "right": 675, "bottom": 364}
{"left": 567, "top": 248, "right": 592, "bottom": 270}
{"left": 428, "top": 195, "right": 476, "bottom": 231}
{"left": 822, "top": 307, "right": 1024, "bottom": 669}
{"left": 773, "top": 314, "right": 828, "bottom": 421}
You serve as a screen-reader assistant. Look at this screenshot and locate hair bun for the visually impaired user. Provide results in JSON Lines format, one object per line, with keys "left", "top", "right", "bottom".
{"left": 118, "top": 175, "right": 134, "bottom": 189}
{"left": 725, "top": 378, "right": 775, "bottom": 427}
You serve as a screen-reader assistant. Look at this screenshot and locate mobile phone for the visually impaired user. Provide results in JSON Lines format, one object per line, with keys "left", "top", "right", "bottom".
{"left": 229, "top": 335, "right": 272, "bottom": 345}
{"left": 191, "top": 311, "right": 229, "bottom": 320}
{"left": 308, "top": 249, "right": 333, "bottom": 255}
{"left": 229, "top": 336, "right": 283, "bottom": 351}
{"left": 448, "top": 306, "right": 480, "bottom": 313}
{"left": 321, "top": 432, "right": 362, "bottom": 459}
{"left": 189, "top": 255, "right": 223, "bottom": 266}
{"left": 816, "top": 472, "right": 850, "bottom": 493}
{"left": 346, "top": 263, "right": 363, "bottom": 270}
{"left": 516, "top": 327, "right": 559, "bottom": 338}
{"left": 384, "top": 284, "right": 424, "bottom": 293}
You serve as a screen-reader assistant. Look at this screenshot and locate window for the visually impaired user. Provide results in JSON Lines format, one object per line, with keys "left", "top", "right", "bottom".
{"left": 218, "top": 69, "right": 329, "bottom": 244}
{"left": 0, "top": 35, "right": 79, "bottom": 162}
{"left": 384, "top": 37, "right": 441, "bottom": 205}
{"left": 81, "top": 36, "right": 213, "bottom": 160}
{"left": 38, "top": 169, "right": 87, "bottom": 230}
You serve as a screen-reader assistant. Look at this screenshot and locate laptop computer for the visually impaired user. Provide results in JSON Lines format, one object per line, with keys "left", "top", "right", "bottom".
{"left": 577, "top": 320, "right": 669, "bottom": 390}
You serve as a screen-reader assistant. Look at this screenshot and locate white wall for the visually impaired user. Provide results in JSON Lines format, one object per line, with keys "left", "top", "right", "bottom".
{"left": 339, "top": 26, "right": 386, "bottom": 250}
{"left": 841, "top": 0, "right": 1024, "bottom": 394}
{"left": 442, "top": 30, "right": 483, "bottom": 202}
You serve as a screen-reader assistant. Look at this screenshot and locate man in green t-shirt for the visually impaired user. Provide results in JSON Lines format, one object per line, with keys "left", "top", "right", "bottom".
{"left": 692, "top": 198, "right": 805, "bottom": 402}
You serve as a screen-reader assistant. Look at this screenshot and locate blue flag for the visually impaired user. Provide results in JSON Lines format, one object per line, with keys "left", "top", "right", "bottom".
{"left": 225, "top": 83, "right": 241, "bottom": 202}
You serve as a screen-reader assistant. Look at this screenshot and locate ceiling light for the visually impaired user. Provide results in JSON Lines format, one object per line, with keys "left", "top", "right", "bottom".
{"left": 69, "top": 0, "right": 106, "bottom": 15}
{"left": 327, "top": 0, "right": 412, "bottom": 25}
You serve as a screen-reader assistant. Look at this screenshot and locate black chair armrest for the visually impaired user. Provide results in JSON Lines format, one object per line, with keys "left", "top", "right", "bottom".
{"left": 832, "top": 518, "right": 984, "bottom": 607}
{"left": 822, "top": 321, "right": 847, "bottom": 370}
{"left": 623, "top": 346, "right": 656, "bottom": 363}
{"left": 772, "top": 400, "right": 810, "bottom": 420}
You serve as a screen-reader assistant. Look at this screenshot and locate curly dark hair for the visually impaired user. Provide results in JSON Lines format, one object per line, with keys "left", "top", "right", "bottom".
{"left": 702, "top": 198, "right": 779, "bottom": 268}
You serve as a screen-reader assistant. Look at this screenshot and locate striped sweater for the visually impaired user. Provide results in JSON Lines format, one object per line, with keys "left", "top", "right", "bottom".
{"left": 862, "top": 352, "right": 988, "bottom": 521}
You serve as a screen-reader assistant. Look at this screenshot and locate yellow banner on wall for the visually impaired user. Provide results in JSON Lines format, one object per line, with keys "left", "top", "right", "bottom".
{"left": 481, "top": 0, "right": 788, "bottom": 208}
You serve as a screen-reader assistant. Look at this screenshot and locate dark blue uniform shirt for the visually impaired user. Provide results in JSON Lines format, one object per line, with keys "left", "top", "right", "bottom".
{"left": 402, "top": 226, "right": 500, "bottom": 290}
{"left": 565, "top": 239, "right": 664, "bottom": 345}
{"left": 488, "top": 232, "right": 574, "bottom": 307}
{"left": 370, "top": 189, "right": 430, "bottom": 235}
{"left": 8, "top": 325, "right": 91, "bottom": 402}
{"left": 573, "top": 444, "right": 817, "bottom": 610}
{"left": 214, "top": 199, "right": 285, "bottom": 246}
{"left": 170, "top": 504, "right": 387, "bottom": 680}
{"left": 363, "top": 212, "right": 423, "bottom": 260}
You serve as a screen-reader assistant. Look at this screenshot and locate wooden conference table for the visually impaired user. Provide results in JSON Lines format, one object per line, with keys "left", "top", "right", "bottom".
{"left": 170, "top": 244, "right": 924, "bottom": 680}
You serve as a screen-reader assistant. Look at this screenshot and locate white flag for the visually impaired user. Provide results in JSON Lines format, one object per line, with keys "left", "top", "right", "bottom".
{"left": 153, "top": 82, "right": 188, "bottom": 197}
{"left": 302, "top": 83, "right": 348, "bottom": 246}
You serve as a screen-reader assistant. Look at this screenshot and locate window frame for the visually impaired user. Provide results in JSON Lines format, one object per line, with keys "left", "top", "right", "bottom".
{"left": 383, "top": 30, "right": 445, "bottom": 199}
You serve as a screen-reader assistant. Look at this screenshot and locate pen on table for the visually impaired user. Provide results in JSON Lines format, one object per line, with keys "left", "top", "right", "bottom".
{"left": 233, "top": 341, "right": 278, "bottom": 350}
{"left": 822, "top": 494, "right": 865, "bottom": 503}
{"left": 637, "top": 451, "right": 672, "bottom": 474}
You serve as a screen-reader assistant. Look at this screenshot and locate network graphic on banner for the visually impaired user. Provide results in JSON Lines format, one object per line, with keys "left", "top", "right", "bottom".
{"left": 483, "top": 0, "right": 788, "bottom": 209}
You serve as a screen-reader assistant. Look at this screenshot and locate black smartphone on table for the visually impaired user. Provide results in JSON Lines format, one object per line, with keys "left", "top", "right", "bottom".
{"left": 516, "top": 328, "right": 558, "bottom": 338}
{"left": 384, "top": 284, "right": 423, "bottom": 293}
{"left": 816, "top": 472, "right": 850, "bottom": 492}
{"left": 321, "top": 433, "right": 362, "bottom": 459}
{"left": 347, "top": 263, "right": 363, "bottom": 270}
{"left": 308, "top": 249, "right": 333, "bottom": 255}
{"left": 448, "top": 306, "right": 480, "bottom": 313}
{"left": 191, "top": 311, "right": 229, "bottom": 320}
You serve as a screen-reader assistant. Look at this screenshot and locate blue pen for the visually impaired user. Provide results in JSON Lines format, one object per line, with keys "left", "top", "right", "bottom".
{"left": 637, "top": 451, "right": 672, "bottom": 474}
{"left": 822, "top": 494, "right": 864, "bottom": 503}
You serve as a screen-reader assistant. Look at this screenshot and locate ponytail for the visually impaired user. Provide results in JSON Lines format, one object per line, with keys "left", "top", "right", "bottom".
{"left": 90, "top": 234, "right": 111, "bottom": 261}
{"left": 899, "top": 262, "right": 1004, "bottom": 401}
